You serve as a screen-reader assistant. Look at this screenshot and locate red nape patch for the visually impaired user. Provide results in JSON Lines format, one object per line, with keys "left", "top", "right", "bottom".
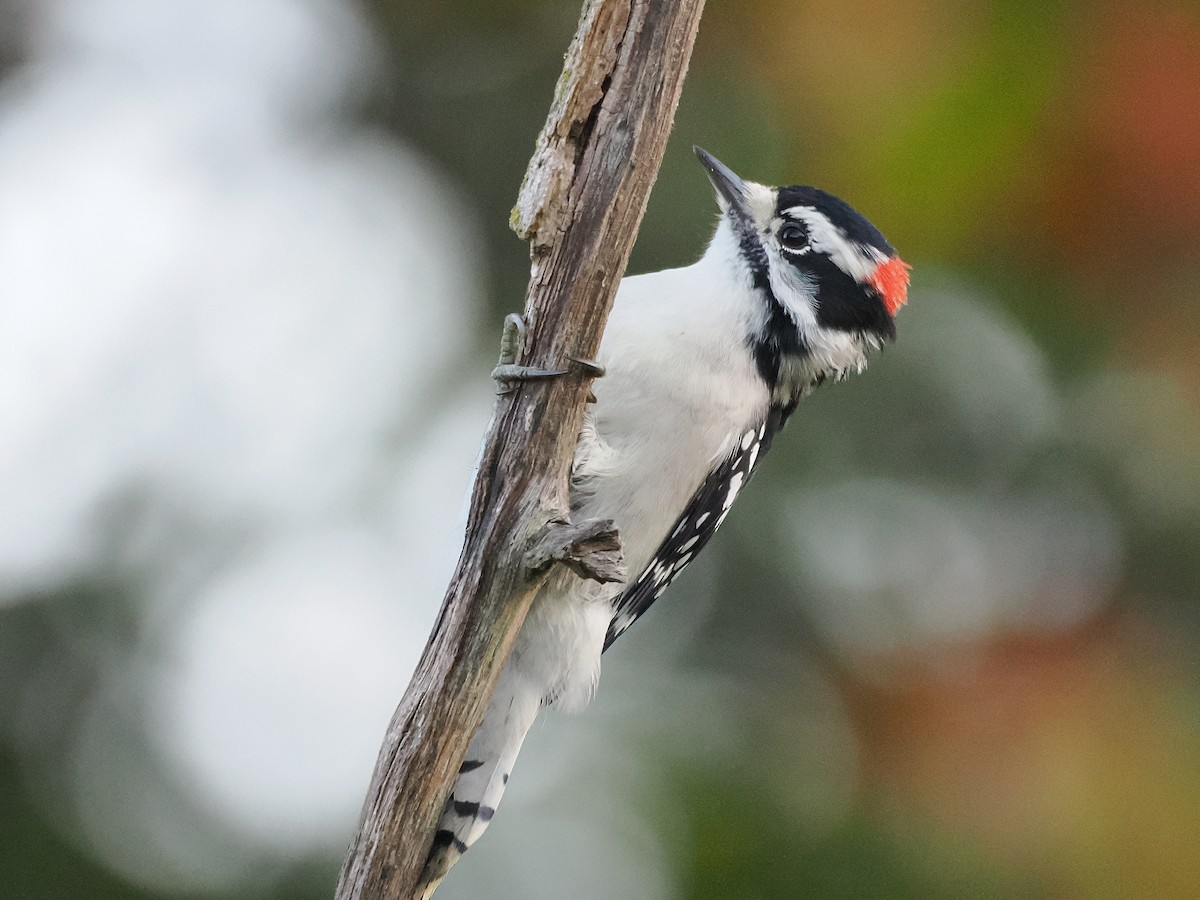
{"left": 869, "top": 256, "right": 912, "bottom": 316}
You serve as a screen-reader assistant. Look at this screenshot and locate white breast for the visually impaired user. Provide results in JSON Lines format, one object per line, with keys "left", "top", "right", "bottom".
{"left": 575, "top": 251, "right": 770, "bottom": 583}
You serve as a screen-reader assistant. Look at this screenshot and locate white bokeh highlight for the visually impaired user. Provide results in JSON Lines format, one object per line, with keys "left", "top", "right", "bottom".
{"left": 0, "top": 0, "right": 473, "bottom": 595}
{"left": 0, "top": 0, "right": 499, "bottom": 891}
{"left": 156, "top": 528, "right": 436, "bottom": 846}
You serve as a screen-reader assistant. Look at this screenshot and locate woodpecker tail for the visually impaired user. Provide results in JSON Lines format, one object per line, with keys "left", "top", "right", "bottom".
{"left": 416, "top": 669, "right": 541, "bottom": 898}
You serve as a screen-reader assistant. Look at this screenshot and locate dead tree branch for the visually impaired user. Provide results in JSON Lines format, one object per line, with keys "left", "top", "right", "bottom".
{"left": 335, "top": 0, "right": 705, "bottom": 897}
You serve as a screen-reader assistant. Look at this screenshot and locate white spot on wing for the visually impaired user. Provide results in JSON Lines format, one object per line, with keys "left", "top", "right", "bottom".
{"left": 723, "top": 472, "right": 745, "bottom": 510}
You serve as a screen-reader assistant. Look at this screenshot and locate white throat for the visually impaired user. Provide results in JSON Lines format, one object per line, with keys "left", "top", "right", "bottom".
{"left": 704, "top": 214, "right": 877, "bottom": 404}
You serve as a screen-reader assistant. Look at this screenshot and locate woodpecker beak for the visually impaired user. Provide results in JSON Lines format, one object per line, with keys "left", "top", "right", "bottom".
{"left": 694, "top": 146, "right": 751, "bottom": 221}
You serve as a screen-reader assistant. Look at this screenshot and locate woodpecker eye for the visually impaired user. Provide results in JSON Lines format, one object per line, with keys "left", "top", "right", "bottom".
{"left": 778, "top": 223, "right": 807, "bottom": 252}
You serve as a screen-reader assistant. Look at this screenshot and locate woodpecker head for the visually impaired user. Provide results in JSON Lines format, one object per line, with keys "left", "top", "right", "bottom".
{"left": 694, "top": 146, "right": 910, "bottom": 399}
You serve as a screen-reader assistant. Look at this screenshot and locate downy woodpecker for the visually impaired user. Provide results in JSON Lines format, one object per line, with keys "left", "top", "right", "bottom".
{"left": 418, "top": 147, "right": 910, "bottom": 896}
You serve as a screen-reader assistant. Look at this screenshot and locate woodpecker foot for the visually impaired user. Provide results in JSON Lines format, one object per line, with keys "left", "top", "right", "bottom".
{"left": 491, "top": 313, "right": 566, "bottom": 394}
{"left": 568, "top": 356, "right": 605, "bottom": 378}
{"left": 527, "top": 517, "right": 625, "bottom": 584}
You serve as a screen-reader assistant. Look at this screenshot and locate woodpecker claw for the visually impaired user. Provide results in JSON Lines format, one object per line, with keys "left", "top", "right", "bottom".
{"left": 491, "top": 364, "right": 568, "bottom": 394}
{"left": 492, "top": 314, "right": 565, "bottom": 393}
{"left": 491, "top": 315, "right": 602, "bottom": 394}
{"left": 494, "top": 313, "right": 527, "bottom": 369}
{"left": 568, "top": 356, "right": 605, "bottom": 378}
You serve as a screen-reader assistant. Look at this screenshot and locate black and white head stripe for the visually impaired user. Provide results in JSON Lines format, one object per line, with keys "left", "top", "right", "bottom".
{"left": 768, "top": 193, "right": 897, "bottom": 340}
{"left": 604, "top": 402, "right": 796, "bottom": 650}
{"left": 773, "top": 186, "right": 895, "bottom": 258}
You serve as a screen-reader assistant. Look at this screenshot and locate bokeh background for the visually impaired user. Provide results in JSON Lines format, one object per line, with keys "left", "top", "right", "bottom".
{"left": 3, "top": 0, "right": 1200, "bottom": 898}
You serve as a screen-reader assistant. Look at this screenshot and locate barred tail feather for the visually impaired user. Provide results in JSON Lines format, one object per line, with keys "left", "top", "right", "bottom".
{"left": 416, "top": 671, "right": 541, "bottom": 897}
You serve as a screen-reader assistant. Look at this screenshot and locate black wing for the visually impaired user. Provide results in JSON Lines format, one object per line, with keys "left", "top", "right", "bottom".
{"left": 604, "top": 402, "right": 796, "bottom": 649}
